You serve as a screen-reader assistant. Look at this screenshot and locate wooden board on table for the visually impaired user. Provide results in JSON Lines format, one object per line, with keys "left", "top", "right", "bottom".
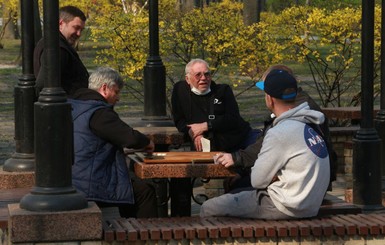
{"left": 135, "top": 152, "right": 221, "bottom": 164}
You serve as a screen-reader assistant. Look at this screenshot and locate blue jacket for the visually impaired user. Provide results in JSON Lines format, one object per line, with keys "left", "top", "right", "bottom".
{"left": 69, "top": 98, "right": 134, "bottom": 204}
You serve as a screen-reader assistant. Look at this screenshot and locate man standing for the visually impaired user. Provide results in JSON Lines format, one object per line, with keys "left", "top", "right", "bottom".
{"left": 34, "top": 5, "right": 89, "bottom": 96}
{"left": 69, "top": 67, "right": 157, "bottom": 218}
{"left": 200, "top": 69, "right": 330, "bottom": 219}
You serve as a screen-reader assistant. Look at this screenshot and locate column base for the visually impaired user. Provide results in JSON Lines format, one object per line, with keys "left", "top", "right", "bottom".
{"left": 8, "top": 201, "right": 102, "bottom": 243}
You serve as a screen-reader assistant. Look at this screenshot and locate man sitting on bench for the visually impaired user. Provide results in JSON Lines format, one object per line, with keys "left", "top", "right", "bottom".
{"left": 216, "top": 65, "right": 337, "bottom": 194}
{"left": 200, "top": 69, "right": 330, "bottom": 219}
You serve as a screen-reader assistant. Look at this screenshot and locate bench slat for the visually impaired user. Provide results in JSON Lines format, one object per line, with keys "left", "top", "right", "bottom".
{"left": 199, "top": 218, "right": 220, "bottom": 238}
{"left": 118, "top": 218, "right": 138, "bottom": 241}
{"left": 321, "top": 217, "right": 346, "bottom": 236}
{"left": 362, "top": 214, "right": 385, "bottom": 233}
{"left": 330, "top": 216, "right": 357, "bottom": 235}
{"left": 240, "top": 218, "right": 266, "bottom": 237}
{"left": 129, "top": 218, "right": 149, "bottom": 240}
{"left": 108, "top": 219, "right": 127, "bottom": 241}
{"left": 289, "top": 220, "right": 310, "bottom": 236}
{"left": 337, "top": 214, "right": 368, "bottom": 235}
{"left": 102, "top": 220, "right": 115, "bottom": 242}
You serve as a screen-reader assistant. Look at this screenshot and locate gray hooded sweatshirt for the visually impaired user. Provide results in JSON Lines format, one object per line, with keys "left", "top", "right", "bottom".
{"left": 251, "top": 102, "right": 330, "bottom": 218}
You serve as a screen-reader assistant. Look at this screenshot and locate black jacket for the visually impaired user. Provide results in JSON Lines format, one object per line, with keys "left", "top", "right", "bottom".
{"left": 71, "top": 88, "right": 150, "bottom": 149}
{"left": 34, "top": 33, "right": 89, "bottom": 97}
{"left": 171, "top": 80, "right": 251, "bottom": 152}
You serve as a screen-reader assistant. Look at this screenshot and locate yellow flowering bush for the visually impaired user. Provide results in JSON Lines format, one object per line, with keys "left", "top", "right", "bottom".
{"left": 272, "top": 5, "right": 380, "bottom": 107}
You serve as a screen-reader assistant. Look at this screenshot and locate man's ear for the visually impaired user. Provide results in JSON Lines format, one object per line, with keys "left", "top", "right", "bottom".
{"left": 59, "top": 19, "right": 63, "bottom": 30}
{"left": 185, "top": 75, "right": 191, "bottom": 84}
{"left": 99, "top": 83, "right": 108, "bottom": 96}
{"left": 265, "top": 94, "right": 274, "bottom": 108}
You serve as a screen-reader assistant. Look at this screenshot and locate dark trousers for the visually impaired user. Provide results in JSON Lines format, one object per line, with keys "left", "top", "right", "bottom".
{"left": 96, "top": 176, "right": 158, "bottom": 218}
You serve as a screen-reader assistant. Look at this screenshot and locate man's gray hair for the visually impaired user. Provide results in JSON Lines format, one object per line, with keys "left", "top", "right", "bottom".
{"left": 88, "top": 67, "right": 124, "bottom": 91}
{"left": 185, "top": 58, "right": 210, "bottom": 75}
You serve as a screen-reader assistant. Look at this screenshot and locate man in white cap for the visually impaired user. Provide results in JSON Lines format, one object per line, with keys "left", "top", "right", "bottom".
{"left": 200, "top": 69, "right": 330, "bottom": 219}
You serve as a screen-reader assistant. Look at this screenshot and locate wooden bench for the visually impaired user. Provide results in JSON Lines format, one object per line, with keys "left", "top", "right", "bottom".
{"left": 101, "top": 212, "right": 385, "bottom": 243}
{"left": 100, "top": 192, "right": 363, "bottom": 242}
{"left": 1, "top": 188, "right": 371, "bottom": 244}
{"left": 0, "top": 187, "right": 361, "bottom": 229}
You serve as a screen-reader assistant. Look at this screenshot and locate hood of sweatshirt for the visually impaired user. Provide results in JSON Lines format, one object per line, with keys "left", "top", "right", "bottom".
{"left": 273, "top": 102, "right": 325, "bottom": 127}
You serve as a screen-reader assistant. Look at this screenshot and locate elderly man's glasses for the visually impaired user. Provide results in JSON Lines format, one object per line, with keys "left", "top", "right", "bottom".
{"left": 191, "top": 71, "right": 211, "bottom": 80}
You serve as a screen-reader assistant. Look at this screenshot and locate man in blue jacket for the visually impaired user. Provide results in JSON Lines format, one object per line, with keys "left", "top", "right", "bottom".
{"left": 69, "top": 67, "right": 157, "bottom": 218}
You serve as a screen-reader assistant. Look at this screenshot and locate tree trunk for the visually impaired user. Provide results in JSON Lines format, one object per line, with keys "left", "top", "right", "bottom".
{"left": 243, "top": 0, "right": 258, "bottom": 26}
{"left": 2, "top": 2, "right": 19, "bottom": 39}
{"left": 177, "top": 0, "right": 195, "bottom": 12}
{"left": 34, "top": 0, "right": 42, "bottom": 44}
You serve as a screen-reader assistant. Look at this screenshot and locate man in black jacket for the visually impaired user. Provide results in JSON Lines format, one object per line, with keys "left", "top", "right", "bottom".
{"left": 171, "top": 58, "right": 259, "bottom": 152}
{"left": 34, "top": 5, "right": 89, "bottom": 96}
{"left": 170, "top": 58, "right": 260, "bottom": 216}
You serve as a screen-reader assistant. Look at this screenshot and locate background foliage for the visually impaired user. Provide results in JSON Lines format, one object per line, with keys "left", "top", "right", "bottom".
{"left": 0, "top": 0, "right": 382, "bottom": 116}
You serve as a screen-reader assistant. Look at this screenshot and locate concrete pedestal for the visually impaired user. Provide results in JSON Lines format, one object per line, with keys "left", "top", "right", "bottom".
{"left": 0, "top": 167, "right": 34, "bottom": 189}
{"left": 8, "top": 201, "right": 102, "bottom": 243}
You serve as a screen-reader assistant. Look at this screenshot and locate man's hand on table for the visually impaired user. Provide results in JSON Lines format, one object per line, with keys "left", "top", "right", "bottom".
{"left": 213, "top": 153, "right": 235, "bottom": 168}
{"left": 193, "top": 135, "right": 204, "bottom": 152}
{"left": 144, "top": 140, "right": 155, "bottom": 153}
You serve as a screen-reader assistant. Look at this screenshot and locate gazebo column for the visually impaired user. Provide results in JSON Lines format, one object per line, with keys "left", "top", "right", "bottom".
{"left": 19, "top": 0, "right": 87, "bottom": 212}
{"left": 352, "top": 0, "right": 383, "bottom": 210}
{"left": 374, "top": 0, "right": 385, "bottom": 191}
{"left": 3, "top": 0, "right": 36, "bottom": 172}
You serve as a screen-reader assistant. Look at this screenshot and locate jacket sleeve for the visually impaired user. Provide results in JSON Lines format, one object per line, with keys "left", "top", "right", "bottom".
{"left": 171, "top": 81, "right": 189, "bottom": 134}
{"left": 250, "top": 129, "right": 285, "bottom": 188}
{"left": 89, "top": 108, "right": 150, "bottom": 149}
{"left": 232, "top": 136, "right": 263, "bottom": 168}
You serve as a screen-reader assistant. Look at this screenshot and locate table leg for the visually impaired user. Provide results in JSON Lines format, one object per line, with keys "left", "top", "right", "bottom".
{"left": 153, "top": 144, "right": 171, "bottom": 217}
{"left": 152, "top": 178, "right": 169, "bottom": 217}
{"left": 170, "top": 178, "right": 192, "bottom": 217}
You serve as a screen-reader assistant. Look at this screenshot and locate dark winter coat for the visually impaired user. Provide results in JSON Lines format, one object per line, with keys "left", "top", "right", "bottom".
{"left": 34, "top": 33, "right": 89, "bottom": 96}
{"left": 171, "top": 80, "right": 251, "bottom": 152}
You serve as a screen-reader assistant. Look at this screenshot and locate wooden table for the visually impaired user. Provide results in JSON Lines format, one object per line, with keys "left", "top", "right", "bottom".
{"left": 129, "top": 152, "right": 235, "bottom": 179}
{"left": 128, "top": 152, "right": 236, "bottom": 217}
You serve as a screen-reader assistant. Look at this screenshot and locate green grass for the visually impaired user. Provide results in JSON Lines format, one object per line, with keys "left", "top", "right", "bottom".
{"left": 0, "top": 39, "right": 21, "bottom": 65}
